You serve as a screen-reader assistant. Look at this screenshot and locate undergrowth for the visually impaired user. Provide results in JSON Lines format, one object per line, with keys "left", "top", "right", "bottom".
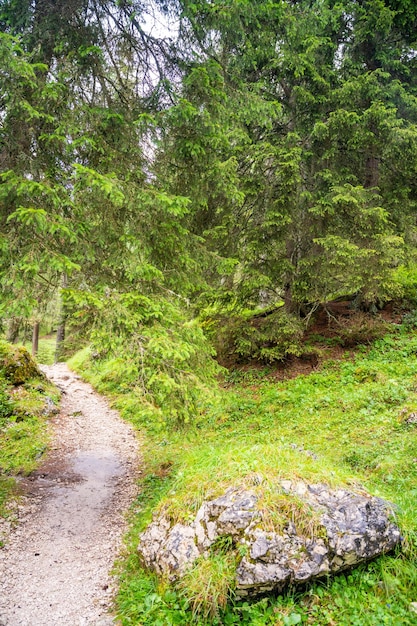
{"left": 24, "top": 336, "right": 56, "bottom": 365}
{"left": 0, "top": 340, "right": 59, "bottom": 515}
{"left": 66, "top": 292, "right": 222, "bottom": 430}
{"left": 71, "top": 324, "right": 417, "bottom": 625}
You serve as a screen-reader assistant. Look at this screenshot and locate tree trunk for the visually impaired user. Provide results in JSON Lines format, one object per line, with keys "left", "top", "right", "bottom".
{"left": 284, "top": 282, "right": 296, "bottom": 314}
{"left": 55, "top": 322, "right": 65, "bottom": 363}
{"left": 32, "top": 321, "right": 40, "bottom": 357}
{"left": 283, "top": 235, "right": 300, "bottom": 314}
{"left": 365, "top": 155, "right": 380, "bottom": 188}
{"left": 6, "top": 318, "right": 20, "bottom": 343}
{"left": 55, "top": 273, "right": 68, "bottom": 363}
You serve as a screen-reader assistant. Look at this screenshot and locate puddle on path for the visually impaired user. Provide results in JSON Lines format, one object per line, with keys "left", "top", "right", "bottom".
{"left": 39, "top": 452, "right": 125, "bottom": 537}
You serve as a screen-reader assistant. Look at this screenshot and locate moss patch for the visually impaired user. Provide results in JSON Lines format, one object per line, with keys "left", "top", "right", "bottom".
{"left": 0, "top": 341, "right": 42, "bottom": 385}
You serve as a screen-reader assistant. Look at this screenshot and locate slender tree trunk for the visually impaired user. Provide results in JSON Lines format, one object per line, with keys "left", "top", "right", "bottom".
{"left": 284, "top": 234, "right": 301, "bottom": 314}
{"left": 55, "top": 322, "right": 65, "bottom": 363}
{"left": 55, "top": 273, "right": 68, "bottom": 363}
{"left": 32, "top": 321, "right": 40, "bottom": 357}
{"left": 365, "top": 155, "right": 380, "bottom": 188}
{"left": 6, "top": 317, "right": 20, "bottom": 343}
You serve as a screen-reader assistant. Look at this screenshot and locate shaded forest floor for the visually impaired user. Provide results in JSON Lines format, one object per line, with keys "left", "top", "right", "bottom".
{"left": 223, "top": 301, "right": 405, "bottom": 382}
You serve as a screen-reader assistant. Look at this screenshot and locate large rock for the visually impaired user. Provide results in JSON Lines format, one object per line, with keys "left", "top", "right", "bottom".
{"left": 0, "top": 342, "right": 43, "bottom": 384}
{"left": 139, "top": 517, "right": 199, "bottom": 579}
{"left": 138, "top": 481, "right": 401, "bottom": 597}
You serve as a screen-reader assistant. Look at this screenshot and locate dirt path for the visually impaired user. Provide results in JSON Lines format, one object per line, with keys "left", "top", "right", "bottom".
{"left": 0, "top": 363, "right": 139, "bottom": 626}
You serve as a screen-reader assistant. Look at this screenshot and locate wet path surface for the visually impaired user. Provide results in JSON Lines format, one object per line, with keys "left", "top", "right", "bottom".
{"left": 0, "top": 363, "right": 139, "bottom": 626}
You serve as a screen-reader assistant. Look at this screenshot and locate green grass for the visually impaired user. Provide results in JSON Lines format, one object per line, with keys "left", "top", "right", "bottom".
{"left": 70, "top": 327, "right": 417, "bottom": 625}
{"left": 24, "top": 336, "right": 57, "bottom": 365}
{"left": 0, "top": 343, "right": 59, "bottom": 515}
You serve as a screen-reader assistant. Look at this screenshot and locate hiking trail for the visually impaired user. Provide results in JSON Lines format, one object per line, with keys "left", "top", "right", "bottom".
{"left": 0, "top": 363, "right": 139, "bottom": 626}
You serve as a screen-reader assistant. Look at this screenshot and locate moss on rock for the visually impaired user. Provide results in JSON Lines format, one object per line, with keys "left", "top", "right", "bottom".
{"left": 0, "top": 341, "right": 43, "bottom": 385}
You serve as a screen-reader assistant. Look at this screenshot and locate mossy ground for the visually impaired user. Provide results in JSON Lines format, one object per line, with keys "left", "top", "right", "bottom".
{"left": 71, "top": 326, "right": 417, "bottom": 624}
{"left": 0, "top": 339, "right": 59, "bottom": 516}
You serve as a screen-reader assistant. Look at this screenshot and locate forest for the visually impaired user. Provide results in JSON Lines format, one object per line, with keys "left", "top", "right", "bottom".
{"left": 1, "top": 0, "right": 417, "bottom": 624}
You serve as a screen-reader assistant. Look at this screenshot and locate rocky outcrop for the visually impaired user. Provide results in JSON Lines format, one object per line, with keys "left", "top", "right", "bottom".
{"left": 138, "top": 481, "right": 401, "bottom": 598}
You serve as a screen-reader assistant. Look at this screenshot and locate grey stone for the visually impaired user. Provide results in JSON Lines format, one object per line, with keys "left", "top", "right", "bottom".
{"left": 405, "top": 412, "right": 417, "bottom": 424}
{"left": 137, "top": 515, "right": 171, "bottom": 575}
{"left": 235, "top": 530, "right": 330, "bottom": 596}
{"left": 137, "top": 481, "right": 401, "bottom": 598}
{"left": 194, "top": 488, "right": 259, "bottom": 550}
{"left": 159, "top": 524, "right": 200, "bottom": 579}
{"left": 139, "top": 517, "right": 199, "bottom": 580}
{"left": 236, "top": 560, "right": 291, "bottom": 595}
{"left": 42, "top": 396, "right": 59, "bottom": 417}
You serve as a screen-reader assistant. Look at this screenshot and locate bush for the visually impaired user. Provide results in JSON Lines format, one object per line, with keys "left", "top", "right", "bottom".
{"left": 391, "top": 264, "right": 417, "bottom": 304}
{"left": 67, "top": 291, "right": 221, "bottom": 430}
{"left": 0, "top": 378, "right": 14, "bottom": 425}
{"left": 207, "top": 308, "right": 304, "bottom": 364}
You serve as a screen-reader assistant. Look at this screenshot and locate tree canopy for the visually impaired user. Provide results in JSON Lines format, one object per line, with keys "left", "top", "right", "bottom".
{"left": 1, "top": 0, "right": 417, "bottom": 425}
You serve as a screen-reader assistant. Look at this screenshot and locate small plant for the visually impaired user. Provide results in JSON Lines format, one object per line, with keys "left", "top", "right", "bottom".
{"left": 256, "top": 488, "right": 326, "bottom": 539}
{"left": 402, "top": 309, "right": 417, "bottom": 330}
{"left": 343, "top": 448, "right": 379, "bottom": 471}
{"left": 177, "top": 551, "right": 237, "bottom": 621}
{"left": 0, "top": 475, "right": 17, "bottom": 517}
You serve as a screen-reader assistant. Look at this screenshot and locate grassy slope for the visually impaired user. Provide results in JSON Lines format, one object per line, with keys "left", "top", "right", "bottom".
{"left": 0, "top": 340, "right": 59, "bottom": 517}
{"left": 69, "top": 328, "right": 417, "bottom": 626}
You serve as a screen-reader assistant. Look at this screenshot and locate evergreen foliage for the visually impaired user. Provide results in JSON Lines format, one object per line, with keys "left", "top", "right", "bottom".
{"left": 1, "top": 0, "right": 417, "bottom": 414}
{"left": 2, "top": 0, "right": 417, "bottom": 619}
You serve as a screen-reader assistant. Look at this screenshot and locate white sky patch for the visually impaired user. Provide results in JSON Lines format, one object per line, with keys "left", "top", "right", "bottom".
{"left": 142, "top": 4, "right": 178, "bottom": 41}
